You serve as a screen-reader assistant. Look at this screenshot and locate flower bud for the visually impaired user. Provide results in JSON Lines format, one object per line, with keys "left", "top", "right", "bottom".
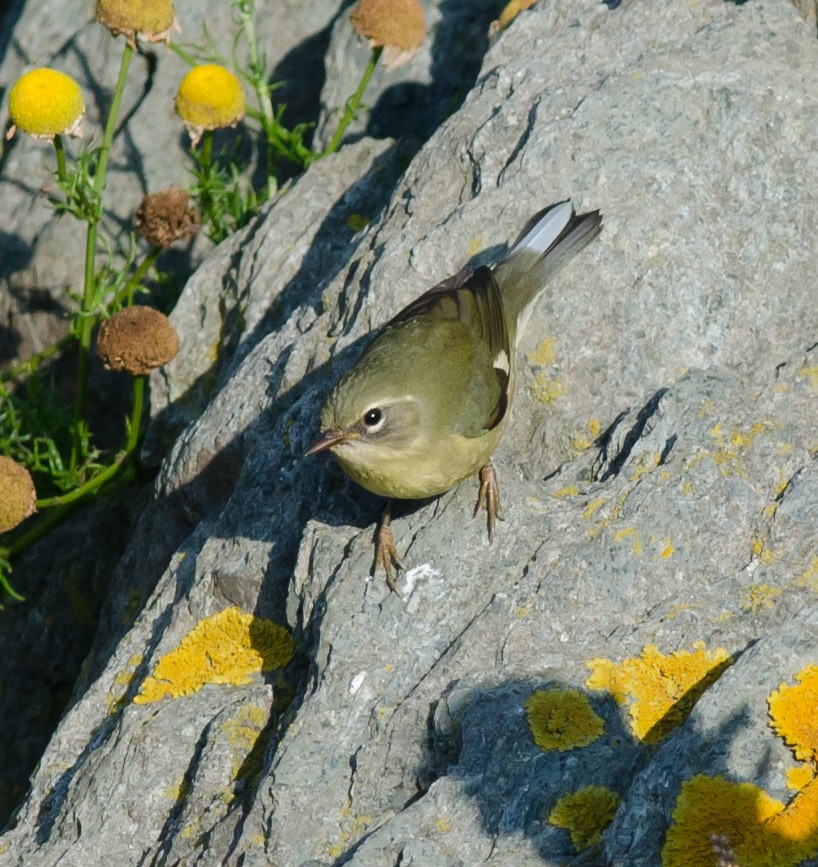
{"left": 97, "top": 306, "right": 179, "bottom": 376}
{"left": 96, "top": 0, "right": 176, "bottom": 47}
{"left": 350, "top": 0, "right": 425, "bottom": 68}
{"left": 0, "top": 457, "right": 36, "bottom": 533}
{"left": 135, "top": 187, "right": 199, "bottom": 248}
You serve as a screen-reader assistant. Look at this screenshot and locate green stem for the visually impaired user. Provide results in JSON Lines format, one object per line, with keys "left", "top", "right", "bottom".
{"left": 197, "top": 129, "right": 215, "bottom": 221}
{"left": 53, "top": 133, "right": 67, "bottom": 184}
{"left": 321, "top": 45, "right": 382, "bottom": 160}
{"left": 34, "top": 447, "right": 133, "bottom": 511}
{"left": 72, "top": 40, "right": 134, "bottom": 467}
{"left": 125, "top": 247, "right": 160, "bottom": 305}
{"left": 239, "top": 0, "right": 278, "bottom": 196}
{"left": 1, "top": 246, "right": 159, "bottom": 385}
{"left": 168, "top": 41, "right": 198, "bottom": 67}
{"left": 126, "top": 376, "right": 144, "bottom": 452}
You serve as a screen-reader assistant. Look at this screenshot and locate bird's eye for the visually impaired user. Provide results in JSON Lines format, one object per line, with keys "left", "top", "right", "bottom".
{"left": 363, "top": 408, "right": 383, "bottom": 427}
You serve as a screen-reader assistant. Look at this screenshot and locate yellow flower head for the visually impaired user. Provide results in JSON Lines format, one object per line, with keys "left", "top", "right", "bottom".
{"left": 8, "top": 68, "right": 84, "bottom": 140}
{"left": 0, "top": 456, "right": 36, "bottom": 533}
{"left": 175, "top": 64, "right": 246, "bottom": 146}
{"left": 96, "top": 0, "right": 175, "bottom": 47}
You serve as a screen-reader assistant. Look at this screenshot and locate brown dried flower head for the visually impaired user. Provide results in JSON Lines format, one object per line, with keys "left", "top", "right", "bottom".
{"left": 96, "top": 0, "right": 177, "bottom": 47}
{"left": 97, "top": 306, "right": 179, "bottom": 376}
{"left": 0, "top": 456, "right": 36, "bottom": 533}
{"left": 135, "top": 187, "right": 200, "bottom": 248}
{"left": 350, "top": 0, "right": 425, "bottom": 68}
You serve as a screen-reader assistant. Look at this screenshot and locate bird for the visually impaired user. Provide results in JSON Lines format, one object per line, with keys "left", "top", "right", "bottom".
{"left": 308, "top": 200, "right": 602, "bottom": 591}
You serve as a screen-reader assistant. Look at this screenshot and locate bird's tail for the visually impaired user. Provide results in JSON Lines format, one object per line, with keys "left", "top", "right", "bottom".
{"left": 494, "top": 200, "right": 602, "bottom": 335}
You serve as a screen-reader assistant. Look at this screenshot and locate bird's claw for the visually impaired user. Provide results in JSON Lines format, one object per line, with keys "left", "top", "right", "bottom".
{"left": 375, "top": 503, "right": 404, "bottom": 593}
{"left": 474, "top": 462, "right": 503, "bottom": 543}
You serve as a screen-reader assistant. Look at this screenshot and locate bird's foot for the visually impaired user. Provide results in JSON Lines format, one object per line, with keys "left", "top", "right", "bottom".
{"left": 474, "top": 462, "right": 503, "bottom": 542}
{"left": 374, "top": 501, "right": 404, "bottom": 593}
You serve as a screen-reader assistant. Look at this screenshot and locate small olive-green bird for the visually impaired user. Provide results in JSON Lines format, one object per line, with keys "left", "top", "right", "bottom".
{"left": 308, "top": 200, "right": 602, "bottom": 590}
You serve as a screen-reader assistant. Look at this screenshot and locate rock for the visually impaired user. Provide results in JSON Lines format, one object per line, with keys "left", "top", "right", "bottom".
{"left": 4, "top": 0, "right": 818, "bottom": 865}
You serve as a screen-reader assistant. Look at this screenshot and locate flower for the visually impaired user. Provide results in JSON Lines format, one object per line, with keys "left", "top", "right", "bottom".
{"left": 134, "top": 187, "right": 199, "bottom": 248}
{"left": 96, "top": 305, "right": 179, "bottom": 375}
{"left": 7, "top": 68, "right": 84, "bottom": 140}
{"left": 350, "top": 0, "right": 426, "bottom": 69}
{"left": 175, "top": 64, "right": 246, "bottom": 146}
{"left": 0, "top": 457, "right": 36, "bottom": 533}
{"left": 96, "top": 0, "right": 176, "bottom": 47}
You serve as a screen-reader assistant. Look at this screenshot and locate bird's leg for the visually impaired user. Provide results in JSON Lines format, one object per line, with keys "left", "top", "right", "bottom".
{"left": 474, "top": 461, "right": 503, "bottom": 542}
{"left": 374, "top": 499, "right": 404, "bottom": 593}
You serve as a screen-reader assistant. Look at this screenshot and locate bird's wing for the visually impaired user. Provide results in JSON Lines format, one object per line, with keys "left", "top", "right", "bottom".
{"left": 388, "top": 266, "right": 512, "bottom": 436}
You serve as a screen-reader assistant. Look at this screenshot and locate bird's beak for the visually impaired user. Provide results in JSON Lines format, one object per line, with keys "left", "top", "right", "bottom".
{"left": 306, "top": 430, "right": 353, "bottom": 456}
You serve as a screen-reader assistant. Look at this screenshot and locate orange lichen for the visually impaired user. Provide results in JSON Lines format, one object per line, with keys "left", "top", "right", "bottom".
{"left": 662, "top": 775, "right": 784, "bottom": 866}
{"left": 787, "top": 765, "right": 815, "bottom": 792}
{"left": 548, "top": 785, "right": 620, "bottom": 851}
{"left": 525, "top": 687, "right": 604, "bottom": 752}
{"left": 492, "top": 0, "right": 538, "bottom": 32}
{"left": 586, "top": 642, "right": 732, "bottom": 743}
{"left": 768, "top": 665, "right": 818, "bottom": 762}
{"left": 663, "top": 663, "right": 818, "bottom": 867}
{"left": 134, "top": 607, "right": 293, "bottom": 703}
{"left": 663, "top": 775, "right": 818, "bottom": 867}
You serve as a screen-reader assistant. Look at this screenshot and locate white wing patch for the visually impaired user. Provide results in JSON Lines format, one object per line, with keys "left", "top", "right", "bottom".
{"left": 494, "top": 349, "right": 510, "bottom": 374}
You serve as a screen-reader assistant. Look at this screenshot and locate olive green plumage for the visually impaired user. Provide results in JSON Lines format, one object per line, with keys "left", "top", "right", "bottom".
{"left": 310, "top": 200, "right": 602, "bottom": 506}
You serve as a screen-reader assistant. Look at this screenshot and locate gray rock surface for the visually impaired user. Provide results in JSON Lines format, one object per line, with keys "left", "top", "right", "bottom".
{"left": 3, "top": 0, "right": 818, "bottom": 865}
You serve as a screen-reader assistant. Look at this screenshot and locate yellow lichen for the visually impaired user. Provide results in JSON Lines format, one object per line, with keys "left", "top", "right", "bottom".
{"left": 492, "top": 0, "right": 538, "bottom": 31}
{"left": 796, "top": 366, "right": 818, "bottom": 388}
{"left": 221, "top": 704, "right": 269, "bottom": 779}
{"left": 586, "top": 643, "right": 732, "bottom": 743}
{"left": 530, "top": 372, "right": 566, "bottom": 405}
{"left": 554, "top": 485, "right": 579, "bottom": 498}
{"left": 662, "top": 774, "right": 785, "bottom": 867}
{"left": 796, "top": 557, "right": 818, "bottom": 592}
{"left": 525, "top": 688, "right": 604, "bottom": 752}
{"left": 528, "top": 337, "right": 556, "bottom": 367}
{"left": 134, "top": 607, "right": 293, "bottom": 703}
{"left": 768, "top": 665, "right": 818, "bottom": 763}
{"left": 583, "top": 498, "right": 606, "bottom": 519}
{"left": 548, "top": 785, "right": 621, "bottom": 851}
{"left": 663, "top": 663, "right": 818, "bottom": 867}
{"left": 663, "top": 769, "right": 818, "bottom": 867}
{"left": 743, "top": 584, "right": 782, "bottom": 614}
{"left": 787, "top": 765, "right": 814, "bottom": 792}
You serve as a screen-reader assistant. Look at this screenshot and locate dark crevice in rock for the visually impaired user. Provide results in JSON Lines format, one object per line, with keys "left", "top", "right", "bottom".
{"left": 595, "top": 388, "right": 669, "bottom": 483}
